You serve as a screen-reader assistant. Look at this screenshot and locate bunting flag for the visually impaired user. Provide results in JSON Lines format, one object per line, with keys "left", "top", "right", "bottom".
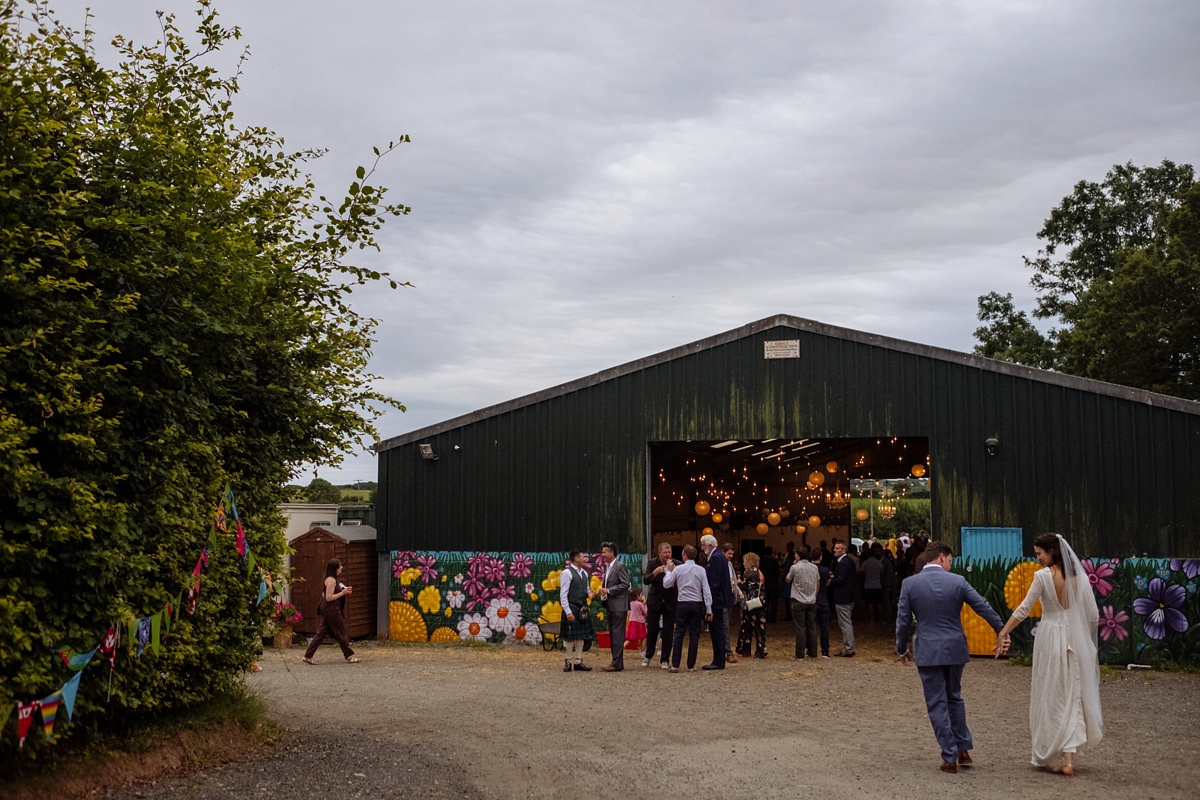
{"left": 235, "top": 519, "right": 247, "bottom": 560}
{"left": 256, "top": 578, "right": 268, "bottom": 605}
{"left": 162, "top": 603, "right": 172, "bottom": 642}
{"left": 136, "top": 617, "right": 151, "bottom": 658}
{"left": 98, "top": 625, "right": 118, "bottom": 670}
{"left": 1, "top": 703, "right": 11, "bottom": 738}
{"left": 56, "top": 644, "right": 99, "bottom": 672}
{"left": 246, "top": 550, "right": 257, "bottom": 577}
{"left": 127, "top": 618, "right": 139, "bottom": 652}
{"left": 150, "top": 612, "right": 163, "bottom": 657}
{"left": 16, "top": 700, "right": 41, "bottom": 749}
{"left": 215, "top": 499, "right": 227, "bottom": 533}
{"left": 224, "top": 485, "right": 238, "bottom": 519}
{"left": 60, "top": 671, "right": 82, "bottom": 722}
{"left": 40, "top": 691, "right": 62, "bottom": 740}
{"left": 186, "top": 582, "right": 199, "bottom": 615}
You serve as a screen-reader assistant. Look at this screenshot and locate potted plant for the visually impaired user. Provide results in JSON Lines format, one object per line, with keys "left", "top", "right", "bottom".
{"left": 272, "top": 602, "right": 303, "bottom": 648}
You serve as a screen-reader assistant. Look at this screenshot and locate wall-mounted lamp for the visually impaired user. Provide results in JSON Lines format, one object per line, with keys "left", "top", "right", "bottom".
{"left": 985, "top": 437, "right": 999, "bottom": 457}
{"left": 418, "top": 443, "right": 438, "bottom": 461}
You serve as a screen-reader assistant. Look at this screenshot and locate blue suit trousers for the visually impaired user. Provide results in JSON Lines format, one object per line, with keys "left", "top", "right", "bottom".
{"left": 917, "top": 664, "right": 973, "bottom": 762}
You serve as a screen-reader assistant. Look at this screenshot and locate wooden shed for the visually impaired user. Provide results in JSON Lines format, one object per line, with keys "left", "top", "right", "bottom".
{"left": 290, "top": 526, "right": 378, "bottom": 639}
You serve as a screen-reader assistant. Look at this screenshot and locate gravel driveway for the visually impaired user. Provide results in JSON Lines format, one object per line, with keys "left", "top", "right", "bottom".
{"left": 115, "top": 624, "right": 1200, "bottom": 799}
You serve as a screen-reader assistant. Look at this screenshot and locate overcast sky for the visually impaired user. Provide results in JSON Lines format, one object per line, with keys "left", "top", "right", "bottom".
{"left": 54, "top": 0, "right": 1200, "bottom": 483}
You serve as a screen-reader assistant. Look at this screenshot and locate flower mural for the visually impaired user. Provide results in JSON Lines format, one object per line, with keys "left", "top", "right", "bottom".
{"left": 509, "top": 553, "right": 533, "bottom": 578}
{"left": 416, "top": 554, "right": 439, "bottom": 583}
{"left": 457, "top": 613, "right": 493, "bottom": 642}
{"left": 505, "top": 622, "right": 542, "bottom": 646}
{"left": 446, "top": 589, "right": 465, "bottom": 609}
{"left": 1004, "top": 561, "right": 1043, "bottom": 618}
{"left": 392, "top": 550, "right": 416, "bottom": 577}
{"left": 1170, "top": 559, "right": 1200, "bottom": 579}
{"left": 399, "top": 567, "right": 422, "bottom": 586}
{"left": 1098, "top": 606, "right": 1129, "bottom": 642}
{"left": 486, "top": 597, "right": 523, "bottom": 634}
{"left": 1082, "top": 559, "right": 1114, "bottom": 596}
{"left": 541, "top": 600, "right": 563, "bottom": 623}
{"left": 1133, "top": 577, "right": 1188, "bottom": 640}
{"left": 953, "top": 554, "right": 1200, "bottom": 664}
{"left": 418, "top": 585, "right": 442, "bottom": 614}
{"left": 541, "top": 570, "right": 560, "bottom": 593}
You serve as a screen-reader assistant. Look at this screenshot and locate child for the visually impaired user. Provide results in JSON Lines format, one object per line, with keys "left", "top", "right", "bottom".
{"left": 625, "top": 587, "right": 648, "bottom": 655}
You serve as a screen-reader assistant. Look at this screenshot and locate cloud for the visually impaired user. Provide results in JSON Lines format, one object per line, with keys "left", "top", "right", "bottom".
{"left": 56, "top": 1, "right": 1200, "bottom": 482}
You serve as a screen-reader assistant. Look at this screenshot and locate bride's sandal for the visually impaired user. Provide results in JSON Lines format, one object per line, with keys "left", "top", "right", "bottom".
{"left": 345, "top": 656, "right": 361, "bottom": 663}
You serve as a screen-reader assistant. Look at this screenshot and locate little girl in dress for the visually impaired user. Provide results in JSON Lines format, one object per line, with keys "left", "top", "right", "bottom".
{"left": 625, "top": 587, "right": 648, "bottom": 652}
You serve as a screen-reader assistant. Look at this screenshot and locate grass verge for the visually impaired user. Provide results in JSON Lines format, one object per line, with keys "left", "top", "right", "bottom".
{"left": 0, "top": 684, "right": 279, "bottom": 800}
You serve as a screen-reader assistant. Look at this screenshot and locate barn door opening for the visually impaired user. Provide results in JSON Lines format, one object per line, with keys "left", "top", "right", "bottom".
{"left": 648, "top": 437, "right": 930, "bottom": 559}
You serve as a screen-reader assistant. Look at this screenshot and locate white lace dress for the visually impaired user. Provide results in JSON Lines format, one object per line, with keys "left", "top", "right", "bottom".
{"left": 1011, "top": 568, "right": 1103, "bottom": 766}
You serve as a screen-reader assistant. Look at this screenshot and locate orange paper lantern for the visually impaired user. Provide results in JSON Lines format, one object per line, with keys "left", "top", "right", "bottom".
{"left": 808, "top": 515, "right": 822, "bottom": 528}
{"left": 756, "top": 523, "right": 769, "bottom": 535}
{"left": 694, "top": 500, "right": 711, "bottom": 516}
{"left": 911, "top": 464, "right": 927, "bottom": 477}
{"left": 767, "top": 512, "right": 781, "bottom": 526}
{"left": 856, "top": 508, "right": 870, "bottom": 521}
{"left": 711, "top": 512, "right": 723, "bottom": 524}
{"left": 808, "top": 471, "right": 825, "bottom": 487}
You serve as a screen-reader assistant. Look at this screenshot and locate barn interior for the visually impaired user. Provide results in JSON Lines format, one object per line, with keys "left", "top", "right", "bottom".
{"left": 649, "top": 437, "right": 930, "bottom": 555}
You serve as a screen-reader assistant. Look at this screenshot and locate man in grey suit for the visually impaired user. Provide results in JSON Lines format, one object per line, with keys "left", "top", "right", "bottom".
{"left": 598, "top": 541, "right": 631, "bottom": 672}
{"left": 896, "top": 541, "right": 1009, "bottom": 773}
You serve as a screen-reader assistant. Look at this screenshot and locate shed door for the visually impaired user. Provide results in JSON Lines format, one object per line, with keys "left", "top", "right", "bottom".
{"left": 959, "top": 527, "right": 1023, "bottom": 562}
{"left": 292, "top": 534, "right": 344, "bottom": 634}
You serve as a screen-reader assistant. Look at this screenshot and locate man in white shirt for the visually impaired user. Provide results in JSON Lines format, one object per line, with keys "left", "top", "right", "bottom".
{"left": 786, "top": 550, "right": 821, "bottom": 659}
{"left": 662, "top": 545, "right": 712, "bottom": 672}
{"left": 558, "top": 549, "right": 596, "bottom": 672}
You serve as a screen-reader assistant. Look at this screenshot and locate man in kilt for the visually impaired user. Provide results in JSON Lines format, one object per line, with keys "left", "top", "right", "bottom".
{"left": 559, "top": 549, "right": 596, "bottom": 671}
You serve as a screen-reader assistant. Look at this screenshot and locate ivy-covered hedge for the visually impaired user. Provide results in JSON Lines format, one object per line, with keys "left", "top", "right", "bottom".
{"left": 0, "top": 1, "right": 404, "bottom": 762}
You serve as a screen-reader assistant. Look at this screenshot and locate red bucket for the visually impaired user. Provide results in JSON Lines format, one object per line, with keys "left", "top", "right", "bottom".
{"left": 596, "top": 631, "right": 611, "bottom": 648}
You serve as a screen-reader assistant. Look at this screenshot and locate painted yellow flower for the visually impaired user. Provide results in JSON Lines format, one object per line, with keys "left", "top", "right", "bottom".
{"left": 541, "top": 600, "right": 563, "bottom": 623}
{"left": 541, "top": 570, "right": 561, "bottom": 592}
{"left": 444, "top": 607, "right": 453, "bottom": 617}
{"left": 1004, "top": 560, "right": 1044, "bottom": 617}
{"left": 441, "top": 575, "right": 448, "bottom": 583}
{"left": 596, "top": 611, "right": 605, "bottom": 622}
{"left": 417, "top": 585, "right": 441, "bottom": 614}
{"left": 530, "top": 592, "right": 538, "bottom": 601}
{"left": 389, "top": 601, "right": 427, "bottom": 642}
{"left": 399, "top": 567, "right": 422, "bottom": 586}
{"left": 429, "top": 626, "right": 458, "bottom": 643}
{"left": 960, "top": 604, "right": 998, "bottom": 656}
{"left": 589, "top": 576, "right": 602, "bottom": 592}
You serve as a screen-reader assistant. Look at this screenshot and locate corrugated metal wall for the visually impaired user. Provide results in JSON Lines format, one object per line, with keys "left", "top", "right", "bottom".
{"left": 378, "top": 324, "right": 1200, "bottom": 558}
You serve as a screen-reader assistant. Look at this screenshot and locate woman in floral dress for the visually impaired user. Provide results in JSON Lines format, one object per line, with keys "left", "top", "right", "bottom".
{"left": 736, "top": 552, "right": 767, "bottom": 658}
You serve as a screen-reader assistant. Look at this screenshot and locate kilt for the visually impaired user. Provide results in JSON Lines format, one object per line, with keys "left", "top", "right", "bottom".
{"left": 561, "top": 605, "right": 594, "bottom": 641}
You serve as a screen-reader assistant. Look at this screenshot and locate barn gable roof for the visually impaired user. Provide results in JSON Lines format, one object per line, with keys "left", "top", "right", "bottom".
{"left": 375, "top": 314, "right": 1200, "bottom": 452}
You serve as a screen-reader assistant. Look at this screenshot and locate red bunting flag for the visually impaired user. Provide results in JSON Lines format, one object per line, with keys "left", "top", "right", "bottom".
{"left": 16, "top": 700, "right": 41, "bottom": 749}
{"left": 98, "top": 625, "right": 118, "bottom": 670}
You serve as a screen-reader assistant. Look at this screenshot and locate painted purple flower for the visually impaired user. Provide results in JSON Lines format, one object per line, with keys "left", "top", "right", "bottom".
{"left": 415, "top": 554, "right": 438, "bottom": 583}
{"left": 392, "top": 550, "right": 416, "bottom": 578}
{"left": 590, "top": 553, "right": 606, "bottom": 582}
{"left": 509, "top": 553, "right": 533, "bottom": 578}
{"left": 1132, "top": 578, "right": 1188, "bottom": 640}
{"left": 1098, "top": 606, "right": 1130, "bottom": 642}
{"left": 1169, "top": 559, "right": 1200, "bottom": 579}
{"left": 1082, "top": 558, "right": 1114, "bottom": 596}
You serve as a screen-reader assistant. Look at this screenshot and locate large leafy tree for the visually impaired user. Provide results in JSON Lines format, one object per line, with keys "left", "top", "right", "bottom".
{"left": 0, "top": 0, "right": 406, "bottom": 756}
{"left": 974, "top": 161, "right": 1199, "bottom": 400}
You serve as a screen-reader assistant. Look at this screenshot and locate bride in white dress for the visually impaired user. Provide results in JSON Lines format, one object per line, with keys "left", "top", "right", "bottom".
{"left": 996, "top": 533, "right": 1103, "bottom": 775}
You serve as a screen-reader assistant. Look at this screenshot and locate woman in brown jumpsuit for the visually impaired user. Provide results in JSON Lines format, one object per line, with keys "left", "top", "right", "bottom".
{"left": 303, "top": 559, "right": 361, "bottom": 664}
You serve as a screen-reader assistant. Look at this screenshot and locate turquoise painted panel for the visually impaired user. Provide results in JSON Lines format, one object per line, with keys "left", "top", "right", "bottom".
{"left": 960, "top": 527, "right": 1023, "bottom": 561}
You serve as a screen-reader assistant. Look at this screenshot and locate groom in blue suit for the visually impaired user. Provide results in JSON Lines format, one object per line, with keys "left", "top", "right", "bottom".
{"left": 896, "top": 541, "right": 1008, "bottom": 773}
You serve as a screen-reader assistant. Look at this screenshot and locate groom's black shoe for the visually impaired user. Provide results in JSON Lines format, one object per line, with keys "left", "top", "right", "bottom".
{"left": 939, "top": 761, "right": 958, "bottom": 774}
{"left": 957, "top": 751, "right": 973, "bottom": 767}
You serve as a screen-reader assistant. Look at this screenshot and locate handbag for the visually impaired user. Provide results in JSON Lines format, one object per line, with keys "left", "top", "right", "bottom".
{"left": 745, "top": 596, "right": 763, "bottom": 611}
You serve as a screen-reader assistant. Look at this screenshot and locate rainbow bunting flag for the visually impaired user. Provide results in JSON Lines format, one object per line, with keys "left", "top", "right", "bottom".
{"left": 40, "top": 691, "right": 61, "bottom": 740}
{"left": 56, "top": 644, "right": 99, "bottom": 672}
{"left": 215, "top": 499, "right": 227, "bottom": 533}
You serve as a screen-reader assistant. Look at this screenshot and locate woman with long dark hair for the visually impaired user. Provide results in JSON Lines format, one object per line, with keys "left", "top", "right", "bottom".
{"left": 996, "top": 533, "right": 1101, "bottom": 775}
{"left": 303, "top": 558, "right": 361, "bottom": 664}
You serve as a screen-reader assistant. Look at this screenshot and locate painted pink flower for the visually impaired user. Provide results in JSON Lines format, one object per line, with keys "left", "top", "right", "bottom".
{"left": 509, "top": 553, "right": 533, "bottom": 578}
{"left": 1098, "top": 606, "right": 1129, "bottom": 642}
{"left": 1082, "top": 558, "right": 1114, "bottom": 596}
{"left": 415, "top": 554, "right": 438, "bottom": 583}
{"left": 392, "top": 551, "right": 416, "bottom": 577}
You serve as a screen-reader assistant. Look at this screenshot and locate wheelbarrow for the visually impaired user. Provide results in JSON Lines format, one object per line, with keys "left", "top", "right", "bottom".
{"left": 538, "top": 615, "right": 565, "bottom": 651}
